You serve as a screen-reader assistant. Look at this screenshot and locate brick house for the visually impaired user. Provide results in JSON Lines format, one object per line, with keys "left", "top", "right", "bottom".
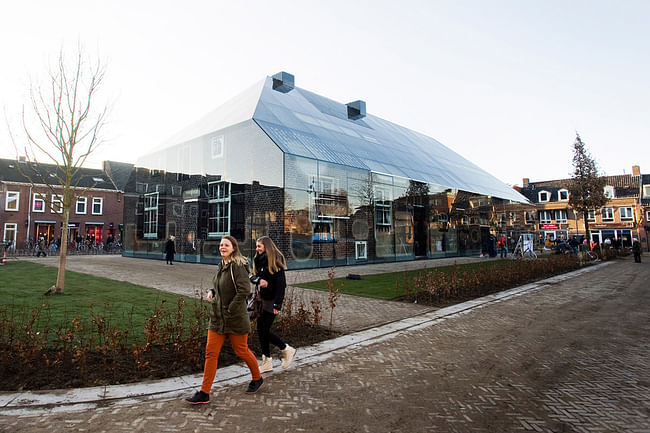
{"left": 0, "top": 158, "right": 124, "bottom": 252}
{"left": 519, "top": 165, "right": 645, "bottom": 249}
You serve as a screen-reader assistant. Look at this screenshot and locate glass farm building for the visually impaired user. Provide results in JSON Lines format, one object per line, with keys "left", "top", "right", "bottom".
{"left": 124, "top": 72, "right": 531, "bottom": 268}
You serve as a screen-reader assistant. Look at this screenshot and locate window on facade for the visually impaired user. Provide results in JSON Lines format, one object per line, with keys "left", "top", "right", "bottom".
{"left": 558, "top": 189, "right": 569, "bottom": 201}
{"left": 644, "top": 185, "right": 650, "bottom": 197}
{"left": 208, "top": 181, "right": 230, "bottom": 236}
{"left": 92, "top": 197, "right": 103, "bottom": 215}
{"left": 525, "top": 211, "right": 536, "bottom": 223}
{"left": 3, "top": 223, "right": 17, "bottom": 248}
{"left": 538, "top": 191, "right": 550, "bottom": 202}
{"left": 51, "top": 194, "right": 63, "bottom": 214}
{"left": 601, "top": 207, "right": 614, "bottom": 221}
{"left": 319, "top": 176, "right": 337, "bottom": 195}
{"left": 647, "top": 210, "right": 650, "bottom": 222}
{"left": 374, "top": 186, "right": 392, "bottom": 232}
{"left": 33, "top": 193, "right": 45, "bottom": 212}
{"left": 5, "top": 191, "right": 19, "bottom": 211}
{"left": 76, "top": 197, "right": 87, "bottom": 214}
{"left": 554, "top": 210, "right": 568, "bottom": 223}
{"left": 619, "top": 207, "right": 634, "bottom": 221}
{"left": 587, "top": 210, "right": 596, "bottom": 221}
{"left": 143, "top": 192, "right": 159, "bottom": 239}
{"left": 603, "top": 185, "right": 615, "bottom": 199}
{"left": 539, "top": 211, "right": 552, "bottom": 224}
{"left": 355, "top": 241, "right": 367, "bottom": 259}
{"left": 211, "top": 135, "right": 224, "bottom": 159}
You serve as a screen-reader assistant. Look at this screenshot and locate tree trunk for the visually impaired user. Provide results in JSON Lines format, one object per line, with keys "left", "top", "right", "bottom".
{"left": 55, "top": 207, "right": 69, "bottom": 294}
{"left": 583, "top": 210, "right": 590, "bottom": 244}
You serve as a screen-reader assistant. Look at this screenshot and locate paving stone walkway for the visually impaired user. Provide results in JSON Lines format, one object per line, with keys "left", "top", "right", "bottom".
{"left": 1, "top": 255, "right": 648, "bottom": 432}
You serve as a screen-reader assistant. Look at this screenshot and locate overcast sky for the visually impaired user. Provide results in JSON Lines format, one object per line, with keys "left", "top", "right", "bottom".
{"left": 1, "top": 0, "right": 648, "bottom": 187}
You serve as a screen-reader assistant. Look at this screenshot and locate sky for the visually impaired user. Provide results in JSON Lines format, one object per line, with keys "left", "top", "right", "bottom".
{"left": 1, "top": 0, "right": 648, "bottom": 187}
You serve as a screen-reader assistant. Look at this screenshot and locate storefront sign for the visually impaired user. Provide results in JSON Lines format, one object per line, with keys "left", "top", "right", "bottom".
{"left": 541, "top": 224, "right": 558, "bottom": 229}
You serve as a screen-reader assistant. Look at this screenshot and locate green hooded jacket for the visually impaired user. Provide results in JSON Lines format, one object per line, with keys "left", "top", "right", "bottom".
{"left": 209, "top": 259, "right": 252, "bottom": 334}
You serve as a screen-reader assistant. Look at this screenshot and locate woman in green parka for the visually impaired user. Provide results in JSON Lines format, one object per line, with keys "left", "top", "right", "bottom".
{"left": 186, "top": 236, "right": 263, "bottom": 404}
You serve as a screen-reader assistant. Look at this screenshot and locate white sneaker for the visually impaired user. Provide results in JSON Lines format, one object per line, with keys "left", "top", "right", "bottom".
{"left": 260, "top": 355, "right": 273, "bottom": 373}
{"left": 281, "top": 345, "right": 296, "bottom": 369}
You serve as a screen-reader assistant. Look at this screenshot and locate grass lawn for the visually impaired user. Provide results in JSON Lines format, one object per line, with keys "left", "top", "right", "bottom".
{"left": 0, "top": 261, "right": 204, "bottom": 345}
{"left": 297, "top": 260, "right": 514, "bottom": 299}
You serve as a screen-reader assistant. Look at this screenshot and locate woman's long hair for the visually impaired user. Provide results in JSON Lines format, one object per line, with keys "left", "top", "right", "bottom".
{"left": 255, "top": 236, "right": 287, "bottom": 274}
{"left": 222, "top": 235, "right": 248, "bottom": 266}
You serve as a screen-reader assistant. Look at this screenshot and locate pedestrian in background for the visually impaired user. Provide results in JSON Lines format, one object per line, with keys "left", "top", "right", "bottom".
{"left": 632, "top": 238, "right": 642, "bottom": 263}
{"left": 186, "top": 235, "right": 262, "bottom": 405}
{"left": 252, "top": 236, "right": 296, "bottom": 374}
{"left": 36, "top": 236, "right": 47, "bottom": 257}
{"left": 164, "top": 235, "right": 176, "bottom": 265}
{"left": 498, "top": 234, "right": 508, "bottom": 258}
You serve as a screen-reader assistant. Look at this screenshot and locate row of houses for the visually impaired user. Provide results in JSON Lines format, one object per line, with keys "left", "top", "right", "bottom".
{"left": 2, "top": 161, "right": 648, "bottom": 265}
{"left": 0, "top": 158, "right": 124, "bottom": 251}
{"left": 518, "top": 166, "right": 648, "bottom": 248}
{"left": 1, "top": 73, "right": 648, "bottom": 267}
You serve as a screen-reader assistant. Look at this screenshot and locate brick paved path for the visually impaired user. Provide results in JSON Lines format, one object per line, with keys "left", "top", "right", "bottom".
{"left": 2, "top": 257, "right": 648, "bottom": 432}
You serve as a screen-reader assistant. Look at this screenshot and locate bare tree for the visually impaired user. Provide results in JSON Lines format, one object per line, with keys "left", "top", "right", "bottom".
{"left": 13, "top": 47, "right": 109, "bottom": 294}
{"left": 568, "top": 133, "right": 607, "bottom": 243}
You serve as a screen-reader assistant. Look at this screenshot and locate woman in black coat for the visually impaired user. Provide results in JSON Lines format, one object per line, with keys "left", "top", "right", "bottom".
{"left": 164, "top": 235, "right": 176, "bottom": 265}
{"left": 252, "top": 236, "right": 296, "bottom": 373}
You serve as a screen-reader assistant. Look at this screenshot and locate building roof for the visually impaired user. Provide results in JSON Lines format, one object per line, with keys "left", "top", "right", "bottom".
{"left": 147, "top": 72, "right": 529, "bottom": 203}
{"left": 521, "top": 173, "right": 641, "bottom": 203}
{"left": 0, "top": 158, "right": 118, "bottom": 191}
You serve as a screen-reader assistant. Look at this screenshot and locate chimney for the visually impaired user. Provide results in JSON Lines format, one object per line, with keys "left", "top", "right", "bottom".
{"left": 632, "top": 165, "right": 640, "bottom": 176}
{"left": 522, "top": 178, "right": 529, "bottom": 187}
{"left": 346, "top": 100, "right": 366, "bottom": 120}
{"left": 272, "top": 71, "right": 294, "bottom": 93}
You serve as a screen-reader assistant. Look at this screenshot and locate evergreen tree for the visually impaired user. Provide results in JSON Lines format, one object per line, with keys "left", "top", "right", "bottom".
{"left": 568, "top": 133, "right": 607, "bottom": 243}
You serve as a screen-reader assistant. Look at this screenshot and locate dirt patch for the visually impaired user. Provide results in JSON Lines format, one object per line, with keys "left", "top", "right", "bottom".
{"left": 0, "top": 326, "right": 338, "bottom": 391}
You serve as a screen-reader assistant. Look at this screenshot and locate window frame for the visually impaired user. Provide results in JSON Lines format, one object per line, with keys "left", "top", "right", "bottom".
{"left": 91, "top": 197, "right": 103, "bottom": 215}
{"left": 32, "top": 193, "right": 46, "bottom": 213}
{"left": 644, "top": 185, "right": 650, "bottom": 198}
{"left": 619, "top": 207, "right": 634, "bottom": 221}
{"left": 51, "top": 194, "right": 63, "bottom": 214}
{"left": 557, "top": 189, "right": 569, "bottom": 201}
{"left": 143, "top": 192, "right": 159, "bottom": 239}
{"left": 603, "top": 185, "right": 615, "bottom": 199}
{"left": 539, "top": 210, "right": 552, "bottom": 224}
{"left": 538, "top": 191, "right": 550, "bottom": 203}
{"left": 525, "top": 211, "right": 536, "bottom": 223}
{"left": 207, "top": 181, "right": 230, "bottom": 237}
{"left": 76, "top": 196, "right": 87, "bottom": 214}
{"left": 601, "top": 207, "right": 614, "bottom": 222}
{"left": 374, "top": 185, "right": 392, "bottom": 232}
{"left": 5, "top": 191, "right": 19, "bottom": 211}
{"left": 554, "top": 209, "right": 568, "bottom": 224}
{"left": 211, "top": 135, "right": 224, "bottom": 159}
{"left": 587, "top": 209, "right": 596, "bottom": 222}
{"left": 3, "top": 223, "right": 17, "bottom": 248}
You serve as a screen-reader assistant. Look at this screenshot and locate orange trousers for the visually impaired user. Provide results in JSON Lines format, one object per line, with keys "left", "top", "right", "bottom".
{"left": 201, "top": 330, "right": 261, "bottom": 394}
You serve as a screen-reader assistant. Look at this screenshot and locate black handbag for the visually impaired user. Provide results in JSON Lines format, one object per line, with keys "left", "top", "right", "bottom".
{"left": 247, "top": 284, "right": 263, "bottom": 321}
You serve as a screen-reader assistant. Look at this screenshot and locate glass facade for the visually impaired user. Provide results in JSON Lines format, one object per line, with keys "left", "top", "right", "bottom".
{"left": 124, "top": 73, "right": 531, "bottom": 269}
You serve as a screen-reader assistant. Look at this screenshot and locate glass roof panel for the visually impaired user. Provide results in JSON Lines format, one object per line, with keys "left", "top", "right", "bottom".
{"left": 253, "top": 76, "right": 527, "bottom": 203}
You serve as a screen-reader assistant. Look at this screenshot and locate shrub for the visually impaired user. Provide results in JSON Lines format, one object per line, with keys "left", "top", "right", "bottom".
{"left": 405, "top": 255, "right": 581, "bottom": 306}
